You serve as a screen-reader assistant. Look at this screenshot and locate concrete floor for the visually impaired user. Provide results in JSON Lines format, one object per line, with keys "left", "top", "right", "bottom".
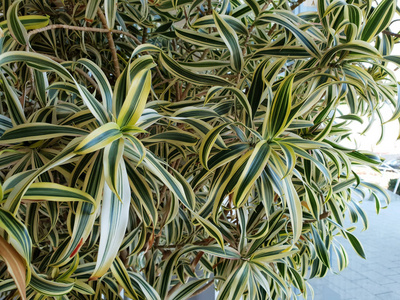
{"left": 309, "top": 193, "right": 400, "bottom": 300}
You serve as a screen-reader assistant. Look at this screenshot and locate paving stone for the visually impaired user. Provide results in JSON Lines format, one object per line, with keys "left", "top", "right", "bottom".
{"left": 361, "top": 271, "right": 397, "bottom": 284}
{"left": 376, "top": 292, "right": 400, "bottom": 300}
{"left": 309, "top": 201, "right": 400, "bottom": 300}
{"left": 340, "top": 269, "right": 367, "bottom": 281}
{"left": 381, "top": 282, "right": 400, "bottom": 293}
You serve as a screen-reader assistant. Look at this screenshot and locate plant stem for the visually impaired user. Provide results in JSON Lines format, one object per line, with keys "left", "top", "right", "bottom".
{"left": 383, "top": 30, "right": 400, "bottom": 38}
{"left": 303, "top": 211, "right": 331, "bottom": 224}
{"left": 27, "top": 24, "right": 142, "bottom": 46}
{"left": 191, "top": 280, "right": 215, "bottom": 297}
{"left": 97, "top": 8, "right": 120, "bottom": 77}
{"left": 290, "top": 0, "right": 308, "bottom": 11}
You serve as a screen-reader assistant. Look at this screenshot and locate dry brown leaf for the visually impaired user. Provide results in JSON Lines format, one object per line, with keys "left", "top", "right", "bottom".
{"left": 0, "top": 235, "right": 27, "bottom": 300}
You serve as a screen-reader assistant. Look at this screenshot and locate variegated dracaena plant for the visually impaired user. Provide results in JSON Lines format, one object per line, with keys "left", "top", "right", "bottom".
{"left": 0, "top": 0, "right": 399, "bottom": 299}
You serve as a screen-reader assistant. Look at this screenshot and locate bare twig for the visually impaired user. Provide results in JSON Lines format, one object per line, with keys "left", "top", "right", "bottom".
{"left": 191, "top": 280, "right": 215, "bottom": 297}
{"left": 167, "top": 281, "right": 182, "bottom": 296}
{"left": 180, "top": 83, "right": 192, "bottom": 100}
{"left": 207, "top": 0, "right": 212, "bottom": 14}
{"left": 290, "top": 0, "right": 308, "bottom": 11}
{"left": 27, "top": 24, "right": 142, "bottom": 46}
{"left": 142, "top": 27, "right": 148, "bottom": 43}
{"left": 303, "top": 211, "right": 331, "bottom": 224}
{"left": 153, "top": 79, "right": 173, "bottom": 89}
{"left": 383, "top": 30, "right": 400, "bottom": 38}
{"left": 197, "top": 6, "right": 207, "bottom": 16}
{"left": 97, "top": 8, "right": 120, "bottom": 77}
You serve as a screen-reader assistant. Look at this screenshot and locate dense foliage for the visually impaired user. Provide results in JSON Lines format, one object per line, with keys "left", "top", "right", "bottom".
{"left": 0, "top": 0, "right": 399, "bottom": 299}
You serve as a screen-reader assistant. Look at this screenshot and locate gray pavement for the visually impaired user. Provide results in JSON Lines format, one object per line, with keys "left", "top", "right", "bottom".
{"left": 308, "top": 192, "right": 400, "bottom": 300}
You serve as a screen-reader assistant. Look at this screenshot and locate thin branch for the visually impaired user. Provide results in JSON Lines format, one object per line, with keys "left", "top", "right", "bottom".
{"left": 153, "top": 79, "right": 173, "bottom": 89}
{"left": 191, "top": 280, "right": 215, "bottom": 298}
{"left": 97, "top": 8, "right": 120, "bottom": 77}
{"left": 303, "top": 211, "right": 331, "bottom": 224}
{"left": 383, "top": 30, "right": 400, "bottom": 38}
{"left": 197, "top": 6, "right": 207, "bottom": 16}
{"left": 290, "top": 0, "right": 308, "bottom": 11}
{"left": 167, "top": 281, "right": 182, "bottom": 297}
{"left": 142, "top": 27, "right": 148, "bottom": 43}
{"left": 180, "top": 83, "right": 192, "bottom": 100}
{"left": 27, "top": 24, "right": 142, "bottom": 46}
{"left": 207, "top": 0, "right": 212, "bottom": 14}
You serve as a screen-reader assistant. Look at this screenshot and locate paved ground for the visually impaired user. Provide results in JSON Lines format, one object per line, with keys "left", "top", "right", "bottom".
{"left": 309, "top": 192, "right": 400, "bottom": 300}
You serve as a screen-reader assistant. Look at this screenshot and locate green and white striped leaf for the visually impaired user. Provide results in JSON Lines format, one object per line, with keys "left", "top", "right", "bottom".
{"left": 103, "top": 138, "right": 125, "bottom": 200}
{"left": 194, "top": 214, "right": 225, "bottom": 249}
{"left": 0, "top": 15, "right": 49, "bottom": 31}
{"left": 199, "top": 122, "right": 232, "bottom": 169}
{"left": 7, "top": 0, "right": 28, "bottom": 45}
{"left": 117, "top": 69, "right": 152, "bottom": 127}
{"left": 344, "top": 231, "right": 366, "bottom": 259}
{"left": 256, "top": 13, "right": 321, "bottom": 58}
{"left": 319, "top": 41, "right": 382, "bottom": 66}
{"left": 251, "top": 243, "right": 296, "bottom": 263}
{"left": 52, "top": 152, "right": 104, "bottom": 266}
{"left": 175, "top": 27, "right": 226, "bottom": 48}
{"left": 253, "top": 46, "right": 311, "bottom": 59}
{"left": 311, "top": 225, "right": 330, "bottom": 267}
{"left": 22, "top": 183, "right": 96, "bottom": 207}
{"left": 104, "top": 0, "right": 117, "bottom": 29}
{"left": 85, "top": 0, "right": 101, "bottom": 22}
{"left": 75, "top": 59, "right": 113, "bottom": 111}
{"left": 233, "top": 140, "right": 271, "bottom": 208}
{"left": 90, "top": 159, "right": 131, "bottom": 279}
{"left": 128, "top": 271, "right": 161, "bottom": 300}
{"left": 192, "top": 15, "right": 248, "bottom": 35}
{"left": 30, "top": 270, "right": 73, "bottom": 296}
{"left": 0, "top": 208, "right": 32, "bottom": 262}
{"left": 205, "top": 87, "right": 252, "bottom": 119}
{"left": 0, "top": 123, "right": 87, "bottom": 144}
{"left": 74, "top": 122, "right": 122, "bottom": 155}
{"left": 213, "top": 11, "right": 243, "bottom": 72}
{"left": 0, "top": 73, "right": 26, "bottom": 126}
{"left": 360, "top": 0, "right": 396, "bottom": 42}
{"left": 159, "top": 52, "right": 232, "bottom": 86}
{"left": 269, "top": 154, "right": 303, "bottom": 244}
{"left": 167, "top": 278, "right": 209, "bottom": 300}
{"left": 216, "top": 262, "right": 250, "bottom": 300}
{"left": 110, "top": 257, "right": 139, "bottom": 299}
{"left": 263, "top": 74, "right": 295, "bottom": 139}
{"left": 143, "top": 130, "right": 199, "bottom": 146}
